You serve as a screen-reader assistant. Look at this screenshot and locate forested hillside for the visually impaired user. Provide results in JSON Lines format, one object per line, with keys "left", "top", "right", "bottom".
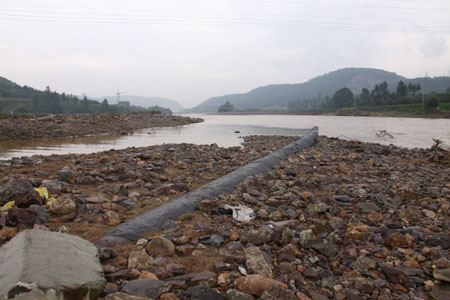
{"left": 0, "top": 77, "right": 170, "bottom": 115}
{"left": 190, "top": 68, "right": 450, "bottom": 112}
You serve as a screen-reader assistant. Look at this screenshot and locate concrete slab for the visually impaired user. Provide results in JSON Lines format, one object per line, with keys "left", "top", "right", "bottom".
{"left": 0, "top": 229, "right": 105, "bottom": 300}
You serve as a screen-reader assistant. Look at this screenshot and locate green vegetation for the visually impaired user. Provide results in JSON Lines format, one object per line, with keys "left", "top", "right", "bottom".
{"left": 287, "top": 79, "right": 450, "bottom": 117}
{"left": 217, "top": 101, "right": 235, "bottom": 113}
{"left": 190, "top": 68, "right": 450, "bottom": 113}
{"left": 0, "top": 76, "right": 171, "bottom": 115}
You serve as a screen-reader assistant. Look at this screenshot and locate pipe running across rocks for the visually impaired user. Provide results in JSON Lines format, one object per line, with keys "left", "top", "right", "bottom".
{"left": 95, "top": 127, "right": 319, "bottom": 247}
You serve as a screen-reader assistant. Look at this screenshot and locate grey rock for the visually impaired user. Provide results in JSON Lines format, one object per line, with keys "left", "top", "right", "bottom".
{"left": 321, "top": 277, "right": 336, "bottom": 289}
{"left": 307, "top": 203, "right": 327, "bottom": 213}
{"left": 201, "top": 234, "right": 225, "bottom": 247}
{"left": 244, "top": 226, "right": 274, "bottom": 245}
{"left": 41, "top": 180, "right": 63, "bottom": 195}
{"left": 57, "top": 169, "right": 75, "bottom": 183}
{"left": 0, "top": 229, "right": 105, "bottom": 299}
{"left": 429, "top": 287, "right": 450, "bottom": 300}
{"left": 105, "top": 292, "right": 149, "bottom": 300}
{"left": 28, "top": 204, "right": 49, "bottom": 225}
{"left": 426, "top": 234, "right": 450, "bottom": 249}
{"left": 122, "top": 200, "right": 138, "bottom": 207}
{"left": 333, "top": 195, "right": 353, "bottom": 202}
{"left": 226, "top": 289, "right": 254, "bottom": 300}
{"left": 353, "top": 278, "right": 375, "bottom": 293}
{"left": 244, "top": 246, "right": 273, "bottom": 278}
{"left": 299, "top": 229, "right": 313, "bottom": 246}
{"left": 260, "top": 284, "right": 297, "bottom": 300}
{"left": 356, "top": 202, "right": 380, "bottom": 213}
{"left": 128, "top": 249, "right": 155, "bottom": 270}
{"left": 308, "top": 290, "right": 330, "bottom": 300}
{"left": 305, "top": 238, "right": 337, "bottom": 258}
{"left": 0, "top": 178, "right": 41, "bottom": 207}
{"left": 121, "top": 279, "right": 170, "bottom": 299}
{"left": 381, "top": 265, "right": 414, "bottom": 288}
{"left": 304, "top": 267, "right": 320, "bottom": 280}
{"left": 433, "top": 268, "right": 450, "bottom": 283}
{"left": 189, "top": 285, "right": 226, "bottom": 300}
{"left": 349, "top": 261, "right": 367, "bottom": 273}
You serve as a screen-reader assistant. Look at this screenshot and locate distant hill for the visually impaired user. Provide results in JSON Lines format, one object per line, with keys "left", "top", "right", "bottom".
{"left": 99, "top": 95, "right": 183, "bottom": 112}
{"left": 189, "top": 68, "right": 450, "bottom": 112}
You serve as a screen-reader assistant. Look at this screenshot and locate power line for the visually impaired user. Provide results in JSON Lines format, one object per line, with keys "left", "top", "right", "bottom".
{"left": 1, "top": 14, "right": 448, "bottom": 33}
{"left": 1, "top": 0, "right": 450, "bottom": 15}
{"left": 1, "top": 7, "right": 449, "bottom": 25}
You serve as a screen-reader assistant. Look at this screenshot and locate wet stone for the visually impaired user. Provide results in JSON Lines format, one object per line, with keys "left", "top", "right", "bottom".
{"left": 226, "top": 289, "right": 255, "bottom": 300}
{"left": 200, "top": 234, "right": 224, "bottom": 247}
{"left": 121, "top": 279, "right": 171, "bottom": 299}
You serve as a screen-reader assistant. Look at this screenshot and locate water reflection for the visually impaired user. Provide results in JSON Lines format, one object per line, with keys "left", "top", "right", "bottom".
{"left": 1, "top": 114, "right": 449, "bottom": 160}
{"left": 0, "top": 122, "right": 308, "bottom": 160}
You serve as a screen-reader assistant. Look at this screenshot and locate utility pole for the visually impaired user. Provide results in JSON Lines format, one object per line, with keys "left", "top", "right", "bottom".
{"left": 423, "top": 72, "right": 428, "bottom": 110}
{"left": 116, "top": 91, "right": 127, "bottom": 104}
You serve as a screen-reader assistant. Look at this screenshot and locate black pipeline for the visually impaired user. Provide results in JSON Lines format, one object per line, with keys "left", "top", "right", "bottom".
{"left": 95, "top": 127, "right": 318, "bottom": 247}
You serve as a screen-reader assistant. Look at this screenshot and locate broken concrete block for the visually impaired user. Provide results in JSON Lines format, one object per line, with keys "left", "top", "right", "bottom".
{"left": 0, "top": 229, "right": 105, "bottom": 300}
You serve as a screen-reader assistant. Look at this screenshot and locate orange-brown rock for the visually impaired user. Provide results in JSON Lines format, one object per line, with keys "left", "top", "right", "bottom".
{"left": 234, "top": 274, "right": 287, "bottom": 296}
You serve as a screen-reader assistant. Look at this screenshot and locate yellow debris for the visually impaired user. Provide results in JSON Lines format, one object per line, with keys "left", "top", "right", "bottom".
{"left": 34, "top": 187, "right": 49, "bottom": 200}
{"left": 1, "top": 201, "right": 15, "bottom": 211}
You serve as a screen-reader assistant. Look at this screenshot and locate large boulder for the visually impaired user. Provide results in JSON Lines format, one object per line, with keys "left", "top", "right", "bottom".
{"left": 0, "top": 178, "right": 41, "bottom": 207}
{"left": 0, "top": 229, "right": 106, "bottom": 299}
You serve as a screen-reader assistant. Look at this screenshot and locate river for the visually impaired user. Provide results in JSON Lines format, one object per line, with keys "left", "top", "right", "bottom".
{"left": 0, "top": 114, "right": 449, "bottom": 160}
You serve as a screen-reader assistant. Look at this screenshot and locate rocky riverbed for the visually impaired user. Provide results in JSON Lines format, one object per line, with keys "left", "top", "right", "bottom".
{"left": 1, "top": 135, "right": 450, "bottom": 300}
{"left": 0, "top": 113, "right": 203, "bottom": 140}
{"left": 0, "top": 135, "right": 298, "bottom": 242}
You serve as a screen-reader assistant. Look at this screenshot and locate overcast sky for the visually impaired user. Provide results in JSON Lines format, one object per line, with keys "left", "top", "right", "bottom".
{"left": 1, "top": 0, "right": 449, "bottom": 108}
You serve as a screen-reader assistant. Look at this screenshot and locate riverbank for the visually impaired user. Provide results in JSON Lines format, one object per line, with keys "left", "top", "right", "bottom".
{"left": 0, "top": 135, "right": 298, "bottom": 243}
{"left": 214, "top": 108, "right": 450, "bottom": 119}
{"left": 1, "top": 135, "right": 449, "bottom": 299}
{"left": 0, "top": 113, "right": 203, "bottom": 140}
{"left": 101, "top": 136, "right": 448, "bottom": 300}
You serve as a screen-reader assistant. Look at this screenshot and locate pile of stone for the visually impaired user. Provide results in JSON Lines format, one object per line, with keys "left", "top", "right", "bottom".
{"left": 0, "top": 113, "right": 203, "bottom": 140}
{"left": 96, "top": 137, "right": 450, "bottom": 300}
{"left": 1, "top": 135, "right": 449, "bottom": 300}
{"left": 0, "top": 135, "right": 298, "bottom": 243}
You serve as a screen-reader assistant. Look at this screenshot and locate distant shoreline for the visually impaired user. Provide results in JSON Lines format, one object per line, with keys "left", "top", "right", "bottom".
{"left": 207, "top": 110, "right": 450, "bottom": 119}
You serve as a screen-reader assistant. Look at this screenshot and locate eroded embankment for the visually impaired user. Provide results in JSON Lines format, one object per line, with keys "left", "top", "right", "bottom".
{"left": 0, "top": 113, "right": 203, "bottom": 140}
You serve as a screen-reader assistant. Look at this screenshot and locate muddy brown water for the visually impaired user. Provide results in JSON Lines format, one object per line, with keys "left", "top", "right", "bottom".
{"left": 0, "top": 114, "right": 449, "bottom": 160}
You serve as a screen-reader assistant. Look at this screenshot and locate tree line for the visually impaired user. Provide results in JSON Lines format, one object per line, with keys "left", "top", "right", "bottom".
{"left": 288, "top": 81, "right": 450, "bottom": 113}
{"left": 0, "top": 82, "right": 171, "bottom": 115}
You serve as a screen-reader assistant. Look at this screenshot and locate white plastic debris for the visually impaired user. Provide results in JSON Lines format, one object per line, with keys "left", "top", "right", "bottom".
{"left": 432, "top": 138, "right": 450, "bottom": 151}
{"left": 224, "top": 204, "right": 255, "bottom": 222}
